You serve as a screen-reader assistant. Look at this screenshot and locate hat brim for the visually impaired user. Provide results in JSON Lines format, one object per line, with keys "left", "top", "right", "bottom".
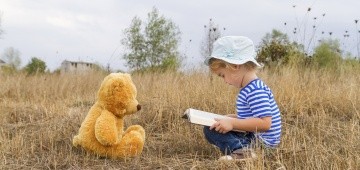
{"left": 204, "top": 56, "right": 262, "bottom": 67}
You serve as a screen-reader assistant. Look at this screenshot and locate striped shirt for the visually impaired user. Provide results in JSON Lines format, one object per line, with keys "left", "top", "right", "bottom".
{"left": 236, "top": 79, "right": 281, "bottom": 147}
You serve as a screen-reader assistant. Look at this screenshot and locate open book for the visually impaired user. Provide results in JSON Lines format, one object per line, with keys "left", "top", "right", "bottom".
{"left": 182, "top": 108, "right": 231, "bottom": 126}
{"left": 182, "top": 108, "right": 245, "bottom": 132}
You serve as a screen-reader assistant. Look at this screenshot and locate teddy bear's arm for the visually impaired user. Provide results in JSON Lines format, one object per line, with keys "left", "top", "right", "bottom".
{"left": 95, "top": 110, "right": 120, "bottom": 146}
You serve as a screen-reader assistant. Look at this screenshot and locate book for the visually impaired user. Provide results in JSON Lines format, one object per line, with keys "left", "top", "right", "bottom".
{"left": 182, "top": 108, "right": 245, "bottom": 132}
{"left": 182, "top": 108, "right": 231, "bottom": 127}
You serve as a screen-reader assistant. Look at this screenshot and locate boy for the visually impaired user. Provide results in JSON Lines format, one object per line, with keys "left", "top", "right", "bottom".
{"left": 203, "top": 36, "right": 281, "bottom": 160}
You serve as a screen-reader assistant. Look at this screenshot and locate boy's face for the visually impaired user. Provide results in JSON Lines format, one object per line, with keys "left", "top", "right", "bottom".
{"left": 214, "top": 67, "right": 244, "bottom": 88}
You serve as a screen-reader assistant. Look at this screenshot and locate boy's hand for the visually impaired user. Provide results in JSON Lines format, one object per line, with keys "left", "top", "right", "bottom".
{"left": 210, "top": 118, "right": 233, "bottom": 134}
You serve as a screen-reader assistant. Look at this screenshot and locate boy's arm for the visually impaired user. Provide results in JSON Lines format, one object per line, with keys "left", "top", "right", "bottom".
{"left": 210, "top": 116, "right": 271, "bottom": 133}
{"left": 211, "top": 88, "right": 275, "bottom": 133}
{"left": 234, "top": 88, "right": 272, "bottom": 132}
{"left": 230, "top": 117, "right": 271, "bottom": 132}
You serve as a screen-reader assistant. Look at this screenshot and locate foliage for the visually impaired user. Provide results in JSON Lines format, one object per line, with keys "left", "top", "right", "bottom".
{"left": 312, "top": 39, "right": 342, "bottom": 69}
{"left": 24, "top": 57, "right": 47, "bottom": 75}
{"left": 121, "top": 7, "right": 182, "bottom": 72}
{"left": 341, "top": 57, "right": 360, "bottom": 73}
{"left": 285, "top": 48, "right": 308, "bottom": 68}
{"left": 200, "top": 19, "right": 222, "bottom": 59}
{"left": 0, "top": 65, "right": 17, "bottom": 74}
{"left": 257, "top": 29, "right": 297, "bottom": 67}
{"left": 1, "top": 47, "right": 21, "bottom": 70}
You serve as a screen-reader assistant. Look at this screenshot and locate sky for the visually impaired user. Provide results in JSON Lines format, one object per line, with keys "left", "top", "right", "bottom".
{"left": 0, "top": 0, "right": 359, "bottom": 72}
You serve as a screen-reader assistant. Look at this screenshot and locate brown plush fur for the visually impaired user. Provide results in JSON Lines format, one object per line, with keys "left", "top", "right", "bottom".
{"left": 72, "top": 73, "right": 145, "bottom": 159}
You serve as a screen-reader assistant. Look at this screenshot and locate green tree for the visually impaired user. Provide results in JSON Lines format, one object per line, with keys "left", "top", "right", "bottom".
{"left": 312, "top": 39, "right": 342, "bottom": 69}
{"left": 121, "top": 7, "right": 182, "bottom": 71}
{"left": 24, "top": 57, "right": 46, "bottom": 75}
{"left": 257, "top": 29, "right": 297, "bottom": 67}
{"left": 1, "top": 47, "right": 21, "bottom": 70}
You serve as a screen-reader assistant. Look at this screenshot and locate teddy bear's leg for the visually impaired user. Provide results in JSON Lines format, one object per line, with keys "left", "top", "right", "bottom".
{"left": 124, "top": 125, "right": 145, "bottom": 141}
{"left": 73, "top": 133, "right": 113, "bottom": 158}
{"left": 108, "top": 130, "right": 145, "bottom": 158}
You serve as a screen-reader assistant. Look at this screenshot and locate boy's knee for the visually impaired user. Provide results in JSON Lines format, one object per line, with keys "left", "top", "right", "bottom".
{"left": 203, "top": 126, "right": 211, "bottom": 135}
{"left": 203, "top": 126, "right": 216, "bottom": 140}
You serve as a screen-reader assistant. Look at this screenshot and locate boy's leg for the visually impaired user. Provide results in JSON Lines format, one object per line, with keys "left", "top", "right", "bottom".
{"left": 203, "top": 126, "right": 254, "bottom": 155}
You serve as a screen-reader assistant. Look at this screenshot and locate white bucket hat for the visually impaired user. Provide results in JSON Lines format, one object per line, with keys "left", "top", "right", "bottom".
{"left": 204, "top": 36, "right": 261, "bottom": 67}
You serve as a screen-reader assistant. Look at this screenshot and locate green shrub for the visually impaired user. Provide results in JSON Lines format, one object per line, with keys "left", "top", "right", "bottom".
{"left": 24, "top": 57, "right": 46, "bottom": 75}
{"left": 257, "top": 29, "right": 301, "bottom": 67}
{"left": 312, "top": 39, "right": 342, "bottom": 70}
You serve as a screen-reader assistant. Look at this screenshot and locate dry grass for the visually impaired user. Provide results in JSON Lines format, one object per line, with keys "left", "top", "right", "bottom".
{"left": 0, "top": 67, "right": 359, "bottom": 169}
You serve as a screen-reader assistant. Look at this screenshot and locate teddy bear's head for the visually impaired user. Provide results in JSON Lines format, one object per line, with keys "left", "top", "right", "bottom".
{"left": 97, "top": 73, "right": 141, "bottom": 118}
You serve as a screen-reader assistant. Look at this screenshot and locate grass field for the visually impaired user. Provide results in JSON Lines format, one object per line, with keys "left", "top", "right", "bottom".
{"left": 1, "top": 66, "right": 359, "bottom": 169}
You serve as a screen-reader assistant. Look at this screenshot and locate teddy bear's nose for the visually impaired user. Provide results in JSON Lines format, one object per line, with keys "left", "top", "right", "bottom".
{"left": 137, "top": 104, "right": 141, "bottom": 111}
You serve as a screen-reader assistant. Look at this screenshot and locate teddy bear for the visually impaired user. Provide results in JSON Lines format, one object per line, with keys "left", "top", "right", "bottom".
{"left": 72, "top": 73, "right": 145, "bottom": 159}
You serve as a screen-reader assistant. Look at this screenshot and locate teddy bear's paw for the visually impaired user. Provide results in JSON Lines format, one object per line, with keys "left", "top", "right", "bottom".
{"left": 116, "top": 131, "right": 145, "bottom": 157}
{"left": 124, "top": 125, "right": 145, "bottom": 140}
{"left": 72, "top": 135, "right": 81, "bottom": 147}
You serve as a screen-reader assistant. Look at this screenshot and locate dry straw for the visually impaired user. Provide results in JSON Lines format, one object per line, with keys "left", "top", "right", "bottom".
{"left": 0, "top": 66, "right": 359, "bottom": 169}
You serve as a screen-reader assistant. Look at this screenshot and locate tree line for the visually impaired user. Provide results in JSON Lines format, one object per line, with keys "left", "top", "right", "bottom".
{"left": 1, "top": 7, "right": 359, "bottom": 75}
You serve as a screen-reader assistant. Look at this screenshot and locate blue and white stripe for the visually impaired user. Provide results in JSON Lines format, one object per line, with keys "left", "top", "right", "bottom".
{"left": 236, "top": 79, "right": 281, "bottom": 147}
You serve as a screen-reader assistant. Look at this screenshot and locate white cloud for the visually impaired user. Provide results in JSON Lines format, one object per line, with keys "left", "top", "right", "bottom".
{"left": 46, "top": 16, "right": 75, "bottom": 29}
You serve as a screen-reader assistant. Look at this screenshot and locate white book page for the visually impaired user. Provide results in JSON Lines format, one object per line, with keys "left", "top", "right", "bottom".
{"left": 185, "top": 108, "right": 228, "bottom": 126}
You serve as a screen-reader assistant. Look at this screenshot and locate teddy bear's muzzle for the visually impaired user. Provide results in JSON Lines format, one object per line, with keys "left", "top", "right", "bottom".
{"left": 137, "top": 104, "right": 141, "bottom": 111}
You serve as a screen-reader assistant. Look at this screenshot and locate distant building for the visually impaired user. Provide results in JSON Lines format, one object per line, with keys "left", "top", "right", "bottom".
{"left": 60, "top": 60, "right": 95, "bottom": 74}
{"left": 0, "top": 59, "right": 7, "bottom": 67}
